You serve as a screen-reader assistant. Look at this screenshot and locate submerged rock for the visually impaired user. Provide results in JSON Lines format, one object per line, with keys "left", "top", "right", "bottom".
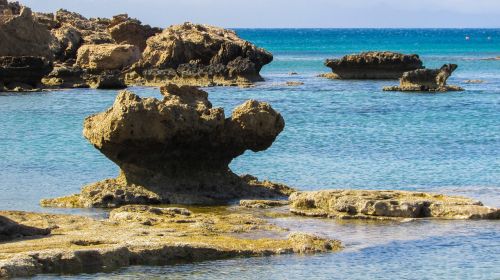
{"left": 323, "top": 51, "right": 423, "bottom": 79}
{"left": 383, "top": 64, "right": 464, "bottom": 92}
{"left": 289, "top": 190, "right": 500, "bottom": 220}
{"left": 0, "top": 56, "right": 53, "bottom": 91}
{"left": 126, "top": 22, "right": 273, "bottom": 87}
{"left": 42, "top": 84, "right": 294, "bottom": 207}
{"left": 0, "top": 209, "right": 341, "bottom": 278}
{"left": 0, "top": 215, "right": 50, "bottom": 242}
{"left": 240, "top": 199, "right": 290, "bottom": 209}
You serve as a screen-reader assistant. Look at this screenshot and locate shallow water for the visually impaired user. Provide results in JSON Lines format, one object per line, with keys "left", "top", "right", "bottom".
{"left": 2, "top": 29, "right": 500, "bottom": 279}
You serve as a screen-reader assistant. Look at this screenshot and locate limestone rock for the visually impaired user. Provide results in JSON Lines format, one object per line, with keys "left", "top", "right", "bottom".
{"left": 0, "top": 56, "right": 52, "bottom": 91}
{"left": 289, "top": 190, "right": 500, "bottom": 220}
{"left": 0, "top": 215, "right": 50, "bottom": 242}
{"left": 76, "top": 44, "right": 140, "bottom": 71}
{"left": 324, "top": 51, "right": 423, "bottom": 79}
{"left": 108, "top": 14, "right": 161, "bottom": 51}
{"left": 51, "top": 24, "right": 83, "bottom": 61}
{"left": 240, "top": 200, "right": 290, "bottom": 209}
{"left": 127, "top": 22, "right": 273, "bottom": 86}
{"left": 383, "top": 64, "right": 464, "bottom": 92}
{"left": 42, "top": 84, "right": 293, "bottom": 207}
{"left": 0, "top": 3, "right": 55, "bottom": 59}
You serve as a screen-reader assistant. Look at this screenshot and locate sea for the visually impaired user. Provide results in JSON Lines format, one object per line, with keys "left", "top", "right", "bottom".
{"left": 1, "top": 29, "right": 499, "bottom": 279}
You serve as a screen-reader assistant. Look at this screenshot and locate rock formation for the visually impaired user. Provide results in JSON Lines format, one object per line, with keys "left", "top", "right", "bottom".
{"left": 42, "top": 84, "right": 293, "bottom": 207}
{"left": 383, "top": 64, "right": 464, "bottom": 92}
{"left": 0, "top": 56, "right": 52, "bottom": 91}
{"left": 0, "top": 208, "right": 341, "bottom": 278}
{"left": 107, "top": 14, "right": 161, "bottom": 51}
{"left": 126, "top": 22, "right": 273, "bottom": 87}
{"left": 290, "top": 190, "right": 500, "bottom": 220}
{"left": 0, "top": 215, "right": 50, "bottom": 242}
{"left": 323, "top": 51, "right": 423, "bottom": 79}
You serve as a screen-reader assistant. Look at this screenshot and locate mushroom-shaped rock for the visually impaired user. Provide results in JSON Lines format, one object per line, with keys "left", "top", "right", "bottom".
{"left": 126, "top": 22, "right": 273, "bottom": 87}
{"left": 383, "top": 64, "right": 464, "bottom": 92}
{"left": 289, "top": 190, "right": 500, "bottom": 220}
{"left": 42, "top": 84, "right": 293, "bottom": 207}
{"left": 323, "top": 51, "right": 423, "bottom": 79}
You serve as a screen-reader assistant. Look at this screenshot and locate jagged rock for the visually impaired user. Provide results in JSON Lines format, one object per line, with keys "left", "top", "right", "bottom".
{"left": 0, "top": 215, "right": 50, "bottom": 242}
{"left": 51, "top": 24, "right": 83, "bottom": 61}
{"left": 0, "top": 2, "right": 55, "bottom": 59}
{"left": 42, "top": 65, "right": 88, "bottom": 88}
{"left": 76, "top": 44, "right": 140, "bottom": 71}
{"left": 126, "top": 22, "right": 273, "bottom": 87}
{"left": 108, "top": 14, "right": 161, "bottom": 51}
{"left": 383, "top": 64, "right": 464, "bottom": 92}
{"left": 54, "top": 9, "right": 112, "bottom": 44}
{"left": 289, "top": 190, "right": 500, "bottom": 220}
{"left": 323, "top": 51, "right": 423, "bottom": 79}
{"left": 42, "top": 84, "right": 293, "bottom": 207}
{"left": 0, "top": 56, "right": 52, "bottom": 91}
{"left": 0, "top": 209, "right": 340, "bottom": 278}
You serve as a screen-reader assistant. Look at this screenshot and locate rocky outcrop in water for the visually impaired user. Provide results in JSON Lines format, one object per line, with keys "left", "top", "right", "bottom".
{"left": 383, "top": 64, "right": 464, "bottom": 92}
{"left": 107, "top": 14, "right": 162, "bottom": 51}
{"left": 0, "top": 215, "right": 50, "bottom": 242}
{"left": 289, "top": 190, "right": 500, "bottom": 220}
{"left": 0, "top": 208, "right": 340, "bottom": 278}
{"left": 323, "top": 51, "right": 423, "bottom": 79}
{"left": 42, "top": 84, "right": 293, "bottom": 207}
{"left": 126, "top": 22, "right": 273, "bottom": 87}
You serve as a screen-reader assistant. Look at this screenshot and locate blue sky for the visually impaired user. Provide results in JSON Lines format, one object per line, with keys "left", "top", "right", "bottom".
{"left": 20, "top": 0, "right": 500, "bottom": 28}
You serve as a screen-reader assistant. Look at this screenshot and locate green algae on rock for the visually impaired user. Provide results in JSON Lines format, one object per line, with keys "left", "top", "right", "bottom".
{"left": 289, "top": 190, "right": 500, "bottom": 220}
{"left": 0, "top": 208, "right": 341, "bottom": 278}
{"left": 42, "top": 84, "right": 294, "bottom": 208}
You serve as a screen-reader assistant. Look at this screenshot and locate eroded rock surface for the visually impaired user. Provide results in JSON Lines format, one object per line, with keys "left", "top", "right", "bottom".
{"left": 383, "top": 64, "right": 464, "bottom": 92}
{"left": 0, "top": 215, "right": 50, "bottom": 242}
{"left": 323, "top": 51, "right": 423, "bottom": 79}
{"left": 0, "top": 208, "right": 341, "bottom": 278}
{"left": 0, "top": 56, "right": 52, "bottom": 91}
{"left": 289, "top": 190, "right": 500, "bottom": 220}
{"left": 107, "top": 14, "right": 161, "bottom": 51}
{"left": 126, "top": 22, "right": 273, "bottom": 86}
{"left": 42, "top": 84, "right": 293, "bottom": 207}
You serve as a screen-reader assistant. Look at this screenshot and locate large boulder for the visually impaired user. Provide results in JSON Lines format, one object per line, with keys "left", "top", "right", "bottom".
{"left": 383, "top": 64, "right": 464, "bottom": 92}
{"left": 127, "top": 22, "right": 273, "bottom": 87}
{"left": 323, "top": 51, "right": 423, "bottom": 79}
{"left": 0, "top": 56, "right": 52, "bottom": 91}
{"left": 290, "top": 190, "right": 500, "bottom": 220}
{"left": 0, "top": 215, "right": 50, "bottom": 242}
{"left": 41, "top": 84, "right": 293, "bottom": 207}
{"left": 107, "top": 14, "right": 161, "bottom": 51}
{"left": 0, "top": 2, "right": 55, "bottom": 59}
{"left": 76, "top": 44, "right": 140, "bottom": 71}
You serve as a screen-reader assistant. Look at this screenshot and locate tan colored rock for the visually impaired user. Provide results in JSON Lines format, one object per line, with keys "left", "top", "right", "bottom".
{"left": 76, "top": 44, "right": 140, "bottom": 71}
{"left": 240, "top": 200, "right": 290, "bottom": 209}
{"left": 52, "top": 24, "right": 83, "bottom": 61}
{"left": 289, "top": 190, "right": 500, "bottom": 220}
{"left": 285, "top": 81, "right": 304, "bottom": 86}
{"left": 42, "top": 84, "right": 293, "bottom": 207}
{"left": 383, "top": 64, "right": 464, "bottom": 92}
{"left": 0, "top": 215, "right": 50, "bottom": 242}
{"left": 127, "top": 22, "right": 273, "bottom": 86}
{"left": 0, "top": 209, "right": 341, "bottom": 278}
{"left": 0, "top": 3, "right": 55, "bottom": 59}
{"left": 324, "top": 51, "right": 423, "bottom": 79}
{"left": 108, "top": 14, "right": 161, "bottom": 51}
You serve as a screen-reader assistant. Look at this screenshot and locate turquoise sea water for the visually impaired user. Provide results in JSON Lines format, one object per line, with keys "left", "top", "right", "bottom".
{"left": 2, "top": 29, "right": 500, "bottom": 279}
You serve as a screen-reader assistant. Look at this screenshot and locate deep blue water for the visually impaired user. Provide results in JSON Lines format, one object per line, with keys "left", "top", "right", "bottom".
{"left": 2, "top": 29, "right": 500, "bottom": 279}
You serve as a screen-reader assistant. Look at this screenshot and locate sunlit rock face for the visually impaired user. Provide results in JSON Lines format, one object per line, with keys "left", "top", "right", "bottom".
{"left": 383, "top": 64, "right": 464, "bottom": 92}
{"left": 42, "top": 84, "right": 293, "bottom": 207}
{"left": 323, "top": 51, "right": 423, "bottom": 79}
{"left": 126, "top": 22, "right": 273, "bottom": 87}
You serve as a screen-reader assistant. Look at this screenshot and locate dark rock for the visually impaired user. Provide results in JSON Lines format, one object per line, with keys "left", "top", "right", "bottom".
{"left": 324, "top": 51, "right": 423, "bottom": 79}
{"left": 383, "top": 64, "right": 464, "bottom": 92}
{"left": 0, "top": 215, "right": 51, "bottom": 242}
{"left": 0, "top": 56, "right": 52, "bottom": 90}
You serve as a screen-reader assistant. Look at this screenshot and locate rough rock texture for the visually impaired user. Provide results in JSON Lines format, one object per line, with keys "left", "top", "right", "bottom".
{"left": 323, "top": 51, "right": 423, "bottom": 79}
{"left": 126, "top": 22, "right": 273, "bottom": 86}
{"left": 76, "top": 44, "right": 140, "bottom": 71}
{"left": 42, "top": 85, "right": 294, "bottom": 207}
{"left": 0, "top": 208, "right": 341, "bottom": 278}
{"left": 0, "top": 215, "right": 50, "bottom": 242}
{"left": 383, "top": 64, "right": 464, "bottom": 92}
{"left": 108, "top": 14, "right": 161, "bottom": 51}
{"left": 0, "top": 56, "right": 52, "bottom": 91}
{"left": 289, "top": 190, "right": 500, "bottom": 220}
{"left": 0, "top": 2, "right": 55, "bottom": 59}
{"left": 240, "top": 200, "right": 290, "bottom": 209}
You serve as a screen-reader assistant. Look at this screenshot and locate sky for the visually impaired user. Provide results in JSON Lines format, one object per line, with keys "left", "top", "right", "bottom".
{"left": 19, "top": 0, "right": 500, "bottom": 28}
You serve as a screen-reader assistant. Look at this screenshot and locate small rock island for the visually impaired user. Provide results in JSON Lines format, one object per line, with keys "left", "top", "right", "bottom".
{"left": 384, "top": 64, "right": 464, "bottom": 92}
